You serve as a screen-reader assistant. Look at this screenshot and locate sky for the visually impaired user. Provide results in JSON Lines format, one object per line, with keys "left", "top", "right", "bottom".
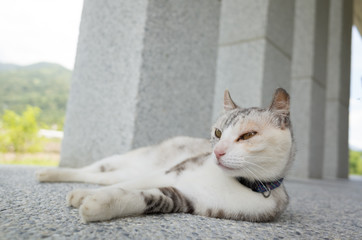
{"left": 349, "top": 27, "right": 362, "bottom": 150}
{"left": 0, "top": 0, "right": 83, "bottom": 69}
{"left": 0, "top": 1, "right": 361, "bottom": 150}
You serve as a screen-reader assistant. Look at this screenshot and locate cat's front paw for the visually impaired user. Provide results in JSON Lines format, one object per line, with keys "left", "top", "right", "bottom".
{"left": 79, "top": 193, "right": 117, "bottom": 223}
{"left": 67, "top": 189, "right": 94, "bottom": 208}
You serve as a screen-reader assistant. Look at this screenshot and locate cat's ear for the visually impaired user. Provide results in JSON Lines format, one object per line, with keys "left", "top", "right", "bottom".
{"left": 224, "top": 90, "right": 238, "bottom": 111}
{"left": 269, "top": 88, "right": 290, "bottom": 113}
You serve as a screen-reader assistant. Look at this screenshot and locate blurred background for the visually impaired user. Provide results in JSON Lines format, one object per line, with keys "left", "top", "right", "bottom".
{"left": 0, "top": 0, "right": 82, "bottom": 166}
{"left": 0, "top": 0, "right": 361, "bottom": 178}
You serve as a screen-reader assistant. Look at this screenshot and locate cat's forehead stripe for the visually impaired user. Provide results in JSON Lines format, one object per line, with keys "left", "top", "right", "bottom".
{"left": 219, "top": 107, "right": 290, "bottom": 131}
{"left": 223, "top": 108, "right": 266, "bottom": 128}
{"left": 223, "top": 109, "right": 244, "bottom": 128}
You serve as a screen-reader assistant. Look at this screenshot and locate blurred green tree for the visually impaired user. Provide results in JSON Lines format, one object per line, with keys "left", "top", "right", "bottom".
{"left": 349, "top": 150, "right": 362, "bottom": 175}
{"left": 0, "top": 106, "right": 44, "bottom": 153}
{"left": 0, "top": 62, "right": 71, "bottom": 128}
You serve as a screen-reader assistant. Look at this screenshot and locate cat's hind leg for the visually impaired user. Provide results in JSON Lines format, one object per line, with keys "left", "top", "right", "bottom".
{"left": 36, "top": 147, "right": 154, "bottom": 184}
{"left": 73, "top": 186, "right": 194, "bottom": 223}
{"left": 35, "top": 154, "right": 122, "bottom": 183}
{"left": 36, "top": 168, "right": 128, "bottom": 185}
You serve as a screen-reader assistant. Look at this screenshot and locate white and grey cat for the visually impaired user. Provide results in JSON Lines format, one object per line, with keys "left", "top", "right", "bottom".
{"left": 36, "top": 88, "right": 294, "bottom": 223}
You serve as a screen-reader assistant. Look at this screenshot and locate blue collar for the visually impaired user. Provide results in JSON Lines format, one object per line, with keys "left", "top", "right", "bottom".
{"left": 235, "top": 177, "right": 284, "bottom": 198}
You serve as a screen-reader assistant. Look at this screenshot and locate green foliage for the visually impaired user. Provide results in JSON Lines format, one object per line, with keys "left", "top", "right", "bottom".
{"left": 349, "top": 150, "right": 362, "bottom": 175}
{"left": 0, "top": 106, "right": 44, "bottom": 153}
{"left": 0, "top": 62, "right": 71, "bottom": 128}
{"left": 0, "top": 156, "right": 58, "bottom": 167}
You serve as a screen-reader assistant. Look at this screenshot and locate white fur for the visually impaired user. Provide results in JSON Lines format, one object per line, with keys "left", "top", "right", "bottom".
{"left": 36, "top": 89, "right": 293, "bottom": 223}
{"left": 37, "top": 137, "right": 210, "bottom": 185}
{"left": 37, "top": 132, "right": 289, "bottom": 222}
{"left": 174, "top": 157, "right": 280, "bottom": 218}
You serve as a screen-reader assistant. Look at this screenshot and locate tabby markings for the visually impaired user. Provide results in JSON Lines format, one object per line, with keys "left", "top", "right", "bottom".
{"left": 143, "top": 187, "right": 194, "bottom": 214}
{"left": 165, "top": 153, "right": 210, "bottom": 175}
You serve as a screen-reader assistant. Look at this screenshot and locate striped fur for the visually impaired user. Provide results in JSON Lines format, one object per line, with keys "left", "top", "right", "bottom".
{"left": 143, "top": 187, "right": 194, "bottom": 214}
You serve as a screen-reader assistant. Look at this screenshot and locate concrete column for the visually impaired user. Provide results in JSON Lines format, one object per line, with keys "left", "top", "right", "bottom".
{"left": 323, "top": 0, "right": 352, "bottom": 179}
{"left": 61, "top": 0, "right": 220, "bottom": 167}
{"left": 213, "top": 0, "right": 294, "bottom": 119}
{"left": 290, "top": 0, "right": 330, "bottom": 179}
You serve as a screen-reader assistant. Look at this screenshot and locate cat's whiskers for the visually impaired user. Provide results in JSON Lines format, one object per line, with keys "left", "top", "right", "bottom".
{"left": 244, "top": 166, "right": 282, "bottom": 194}
{"left": 226, "top": 155, "right": 270, "bottom": 172}
{"left": 243, "top": 161, "right": 282, "bottom": 182}
{"left": 243, "top": 167, "right": 269, "bottom": 192}
{"left": 242, "top": 163, "right": 273, "bottom": 182}
{"left": 238, "top": 165, "right": 255, "bottom": 180}
{"left": 225, "top": 155, "right": 281, "bottom": 182}
{"left": 226, "top": 156, "right": 264, "bottom": 181}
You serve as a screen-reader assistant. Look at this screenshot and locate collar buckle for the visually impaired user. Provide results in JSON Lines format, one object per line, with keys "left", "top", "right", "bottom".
{"left": 262, "top": 187, "right": 271, "bottom": 198}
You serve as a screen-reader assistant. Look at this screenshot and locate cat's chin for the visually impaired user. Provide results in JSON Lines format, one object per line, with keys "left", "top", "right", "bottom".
{"left": 216, "top": 162, "right": 243, "bottom": 177}
{"left": 217, "top": 161, "right": 234, "bottom": 171}
{"left": 216, "top": 162, "right": 249, "bottom": 178}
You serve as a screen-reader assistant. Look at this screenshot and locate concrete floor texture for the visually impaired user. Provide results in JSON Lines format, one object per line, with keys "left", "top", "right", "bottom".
{"left": 1, "top": 165, "right": 361, "bottom": 240}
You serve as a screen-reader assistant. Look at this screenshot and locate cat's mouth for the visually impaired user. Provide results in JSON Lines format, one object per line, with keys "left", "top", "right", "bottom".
{"left": 217, "top": 161, "right": 234, "bottom": 170}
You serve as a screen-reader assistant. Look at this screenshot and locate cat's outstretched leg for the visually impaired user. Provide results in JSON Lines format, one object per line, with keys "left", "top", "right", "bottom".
{"left": 35, "top": 154, "right": 125, "bottom": 184}
{"left": 69, "top": 186, "right": 194, "bottom": 223}
{"left": 36, "top": 168, "right": 128, "bottom": 185}
{"left": 36, "top": 149, "right": 152, "bottom": 184}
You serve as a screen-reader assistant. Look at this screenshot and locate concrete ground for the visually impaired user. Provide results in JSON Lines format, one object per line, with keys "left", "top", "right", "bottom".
{"left": 1, "top": 165, "right": 361, "bottom": 240}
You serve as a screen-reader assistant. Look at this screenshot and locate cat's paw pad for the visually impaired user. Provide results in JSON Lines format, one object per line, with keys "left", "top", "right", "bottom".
{"left": 67, "top": 189, "right": 93, "bottom": 208}
{"left": 79, "top": 194, "right": 114, "bottom": 223}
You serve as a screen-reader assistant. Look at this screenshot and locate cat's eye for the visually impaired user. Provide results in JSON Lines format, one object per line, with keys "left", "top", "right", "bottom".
{"left": 238, "top": 131, "right": 257, "bottom": 141}
{"left": 215, "top": 128, "right": 222, "bottom": 138}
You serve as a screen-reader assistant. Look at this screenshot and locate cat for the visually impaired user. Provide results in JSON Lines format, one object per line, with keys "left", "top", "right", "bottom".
{"left": 36, "top": 88, "right": 294, "bottom": 223}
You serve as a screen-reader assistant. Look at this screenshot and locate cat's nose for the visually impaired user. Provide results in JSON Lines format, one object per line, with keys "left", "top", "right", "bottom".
{"left": 214, "top": 149, "right": 226, "bottom": 160}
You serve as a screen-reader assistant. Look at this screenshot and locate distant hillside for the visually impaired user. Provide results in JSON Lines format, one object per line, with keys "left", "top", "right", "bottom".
{"left": 0, "top": 63, "right": 20, "bottom": 71}
{"left": 0, "top": 62, "right": 71, "bottom": 127}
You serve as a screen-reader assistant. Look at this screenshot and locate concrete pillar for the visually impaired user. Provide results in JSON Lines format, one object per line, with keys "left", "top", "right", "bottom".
{"left": 323, "top": 0, "right": 352, "bottom": 179}
{"left": 213, "top": 0, "right": 294, "bottom": 119}
{"left": 61, "top": 0, "right": 220, "bottom": 167}
{"left": 290, "top": 0, "right": 330, "bottom": 179}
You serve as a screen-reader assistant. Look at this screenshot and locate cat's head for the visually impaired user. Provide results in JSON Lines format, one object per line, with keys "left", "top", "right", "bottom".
{"left": 211, "top": 88, "right": 294, "bottom": 182}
